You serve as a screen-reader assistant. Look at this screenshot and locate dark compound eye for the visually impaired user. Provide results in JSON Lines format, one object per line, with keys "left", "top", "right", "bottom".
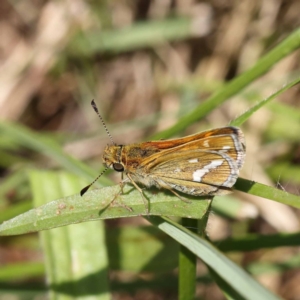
{"left": 113, "top": 163, "right": 124, "bottom": 172}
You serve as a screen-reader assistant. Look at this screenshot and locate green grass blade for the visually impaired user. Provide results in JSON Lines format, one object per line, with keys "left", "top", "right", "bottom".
{"left": 29, "top": 170, "right": 110, "bottom": 300}
{"left": 179, "top": 202, "right": 211, "bottom": 300}
{"left": 234, "top": 178, "right": 300, "bottom": 209}
{"left": 148, "top": 216, "right": 280, "bottom": 300}
{"left": 152, "top": 27, "right": 300, "bottom": 139}
{"left": 0, "top": 182, "right": 210, "bottom": 236}
{"left": 179, "top": 218, "right": 198, "bottom": 300}
{"left": 0, "top": 121, "right": 111, "bottom": 186}
{"left": 0, "top": 262, "right": 45, "bottom": 281}
{"left": 71, "top": 17, "right": 200, "bottom": 55}
{"left": 230, "top": 77, "right": 300, "bottom": 127}
{"left": 216, "top": 232, "right": 300, "bottom": 252}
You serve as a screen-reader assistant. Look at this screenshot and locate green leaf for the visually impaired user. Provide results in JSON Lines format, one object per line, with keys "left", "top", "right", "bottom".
{"left": 0, "top": 176, "right": 211, "bottom": 236}
{"left": 148, "top": 216, "right": 280, "bottom": 300}
{"left": 30, "top": 170, "right": 110, "bottom": 299}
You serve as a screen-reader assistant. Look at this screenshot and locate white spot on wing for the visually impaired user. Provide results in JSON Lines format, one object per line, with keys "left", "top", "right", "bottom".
{"left": 222, "top": 145, "right": 231, "bottom": 150}
{"left": 193, "top": 159, "right": 223, "bottom": 182}
{"left": 188, "top": 158, "right": 198, "bottom": 163}
{"left": 203, "top": 140, "right": 210, "bottom": 147}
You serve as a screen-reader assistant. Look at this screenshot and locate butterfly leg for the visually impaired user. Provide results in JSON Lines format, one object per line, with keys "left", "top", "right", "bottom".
{"left": 127, "top": 173, "right": 150, "bottom": 214}
{"left": 165, "top": 187, "right": 192, "bottom": 204}
{"left": 107, "top": 176, "right": 133, "bottom": 212}
{"left": 154, "top": 179, "right": 192, "bottom": 204}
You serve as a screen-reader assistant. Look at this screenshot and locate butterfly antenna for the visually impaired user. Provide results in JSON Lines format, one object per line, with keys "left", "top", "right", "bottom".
{"left": 80, "top": 167, "right": 108, "bottom": 196}
{"left": 91, "top": 100, "right": 115, "bottom": 145}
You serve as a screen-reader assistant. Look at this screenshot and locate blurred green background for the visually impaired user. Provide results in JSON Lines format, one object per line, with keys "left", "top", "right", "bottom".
{"left": 0, "top": 1, "right": 300, "bottom": 299}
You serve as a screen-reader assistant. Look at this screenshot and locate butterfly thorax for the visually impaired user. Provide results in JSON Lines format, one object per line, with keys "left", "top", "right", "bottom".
{"left": 102, "top": 143, "right": 161, "bottom": 175}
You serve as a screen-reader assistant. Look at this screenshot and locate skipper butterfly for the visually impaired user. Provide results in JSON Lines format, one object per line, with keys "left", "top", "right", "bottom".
{"left": 81, "top": 101, "right": 246, "bottom": 213}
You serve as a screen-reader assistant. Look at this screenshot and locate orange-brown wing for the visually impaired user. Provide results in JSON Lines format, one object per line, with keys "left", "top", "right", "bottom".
{"left": 148, "top": 149, "right": 238, "bottom": 188}
{"left": 140, "top": 130, "right": 245, "bottom": 171}
{"left": 142, "top": 126, "right": 244, "bottom": 151}
{"left": 133, "top": 131, "right": 245, "bottom": 196}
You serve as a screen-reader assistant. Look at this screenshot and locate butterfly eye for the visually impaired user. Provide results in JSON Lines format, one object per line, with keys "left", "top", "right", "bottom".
{"left": 113, "top": 163, "right": 124, "bottom": 172}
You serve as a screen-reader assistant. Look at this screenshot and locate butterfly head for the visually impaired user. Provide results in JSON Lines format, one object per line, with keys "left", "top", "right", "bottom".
{"left": 103, "top": 144, "right": 125, "bottom": 172}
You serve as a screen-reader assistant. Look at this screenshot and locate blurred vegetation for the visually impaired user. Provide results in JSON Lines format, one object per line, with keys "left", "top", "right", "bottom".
{"left": 0, "top": 0, "right": 300, "bottom": 299}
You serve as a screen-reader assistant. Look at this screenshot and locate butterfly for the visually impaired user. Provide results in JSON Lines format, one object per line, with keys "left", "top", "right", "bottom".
{"left": 81, "top": 101, "right": 246, "bottom": 213}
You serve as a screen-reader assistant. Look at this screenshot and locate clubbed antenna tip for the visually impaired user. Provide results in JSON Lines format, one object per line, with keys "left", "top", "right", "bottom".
{"left": 80, "top": 167, "right": 109, "bottom": 196}
{"left": 91, "top": 100, "right": 115, "bottom": 145}
{"left": 80, "top": 185, "right": 90, "bottom": 196}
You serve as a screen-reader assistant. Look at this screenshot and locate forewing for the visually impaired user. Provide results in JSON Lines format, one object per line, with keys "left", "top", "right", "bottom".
{"left": 149, "top": 149, "right": 238, "bottom": 188}
{"left": 145, "top": 126, "right": 244, "bottom": 150}
{"left": 141, "top": 133, "right": 245, "bottom": 172}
